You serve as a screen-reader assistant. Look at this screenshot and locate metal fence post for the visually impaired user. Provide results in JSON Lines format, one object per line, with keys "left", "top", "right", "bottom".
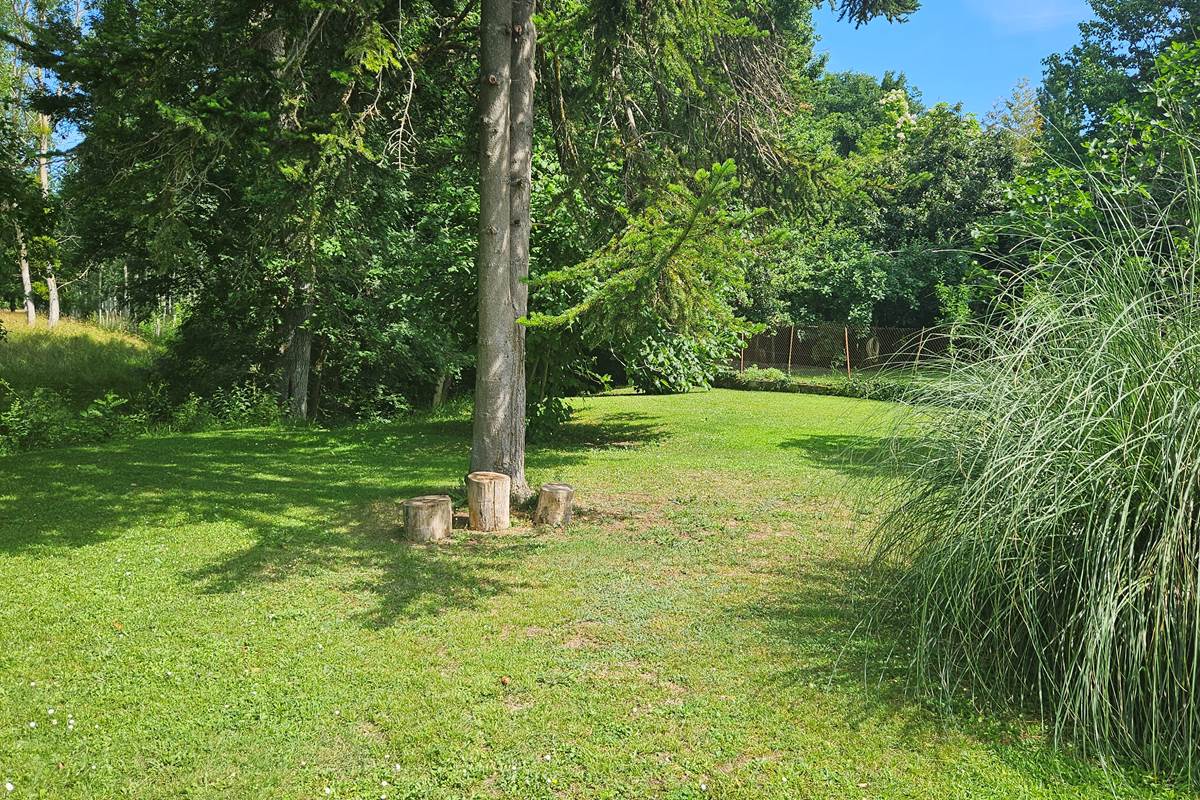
{"left": 787, "top": 325, "right": 795, "bottom": 375}
{"left": 844, "top": 326, "right": 852, "bottom": 379}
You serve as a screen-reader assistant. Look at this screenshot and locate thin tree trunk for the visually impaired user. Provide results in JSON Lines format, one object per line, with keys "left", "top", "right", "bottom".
{"left": 14, "top": 223, "right": 35, "bottom": 326}
{"left": 38, "top": 119, "right": 60, "bottom": 328}
{"left": 46, "top": 273, "right": 59, "bottom": 327}
{"left": 471, "top": 0, "right": 518, "bottom": 481}
{"left": 505, "top": 0, "right": 536, "bottom": 501}
{"left": 33, "top": 25, "right": 62, "bottom": 330}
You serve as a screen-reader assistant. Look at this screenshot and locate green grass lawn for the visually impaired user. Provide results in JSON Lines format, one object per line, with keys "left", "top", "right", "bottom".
{"left": 0, "top": 312, "right": 156, "bottom": 405}
{"left": 0, "top": 390, "right": 1185, "bottom": 798}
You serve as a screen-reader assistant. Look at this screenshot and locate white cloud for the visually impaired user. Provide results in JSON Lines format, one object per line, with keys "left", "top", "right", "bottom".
{"left": 965, "top": 0, "right": 1089, "bottom": 34}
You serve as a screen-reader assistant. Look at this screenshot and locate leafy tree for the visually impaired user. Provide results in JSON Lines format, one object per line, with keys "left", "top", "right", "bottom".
{"left": 985, "top": 78, "right": 1043, "bottom": 167}
{"left": 1040, "top": 0, "right": 1200, "bottom": 156}
{"left": 526, "top": 160, "right": 761, "bottom": 393}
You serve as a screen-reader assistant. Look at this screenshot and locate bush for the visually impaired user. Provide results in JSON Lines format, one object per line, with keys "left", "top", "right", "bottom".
{"left": 0, "top": 378, "right": 285, "bottom": 453}
{"left": 624, "top": 330, "right": 736, "bottom": 394}
{"left": 838, "top": 374, "right": 909, "bottom": 402}
{"left": 872, "top": 201, "right": 1200, "bottom": 773}
{"left": 0, "top": 381, "right": 145, "bottom": 453}
{"left": 712, "top": 365, "right": 911, "bottom": 401}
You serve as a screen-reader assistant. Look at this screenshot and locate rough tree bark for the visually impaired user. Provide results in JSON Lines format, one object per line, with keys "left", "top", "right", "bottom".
{"left": 505, "top": 0, "right": 536, "bottom": 501}
{"left": 467, "top": 471, "right": 512, "bottom": 531}
{"left": 471, "top": 0, "right": 529, "bottom": 494}
{"left": 404, "top": 495, "right": 453, "bottom": 543}
{"left": 279, "top": 293, "right": 314, "bottom": 421}
{"left": 534, "top": 483, "right": 574, "bottom": 527}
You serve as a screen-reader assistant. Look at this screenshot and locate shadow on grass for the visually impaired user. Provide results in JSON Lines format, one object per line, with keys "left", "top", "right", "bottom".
{"left": 531, "top": 410, "right": 670, "bottom": 451}
{"left": 777, "top": 432, "right": 919, "bottom": 480}
{"left": 0, "top": 411, "right": 666, "bottom": 626}
{"left": 740, "top": 552, "right": 1174, "bottom": 794}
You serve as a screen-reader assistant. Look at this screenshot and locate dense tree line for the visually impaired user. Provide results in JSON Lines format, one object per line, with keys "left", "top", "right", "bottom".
{"left": 1, "top": 0, "right": 1189, "bottom": 432}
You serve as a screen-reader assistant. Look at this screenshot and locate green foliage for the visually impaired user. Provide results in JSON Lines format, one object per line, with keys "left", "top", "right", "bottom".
{"left": 713, "top": 364, "right": 913, "bottom": 400}
{"left": 748, "top": 79, "right": 1018, "bottom": 330}
{"left": 0, "top": 313, "right": 156, "bottom": 404}
{"left": 999, "top": 42, "right": 1200, "bottom": 275}
{"left": 1040, "top": 0, "right": 1200, "bottom": 156}
{"left": 0, "top": 376, "right": 285, "bottom": 454}
{"left": 527, "top": 160, "right": 761, "bottom": 393}
{"left": 624, "top": 328, "right": 740, "bottom": 394}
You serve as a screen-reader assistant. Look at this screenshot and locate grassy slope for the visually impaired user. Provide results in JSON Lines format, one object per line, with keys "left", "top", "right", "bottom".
{"left": 0, "top": 390, "right": 1184, "bottom": 799}
{"left": 0, "top": 312, "right": 156, "bottom": 404}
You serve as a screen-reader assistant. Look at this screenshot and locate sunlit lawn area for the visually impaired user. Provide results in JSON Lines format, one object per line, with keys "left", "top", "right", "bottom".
{"left": 0, "top": 390, "right": 1182, "bottom": 798}
{"left": 0, "top": 311, "right": 156, "bottom": 405}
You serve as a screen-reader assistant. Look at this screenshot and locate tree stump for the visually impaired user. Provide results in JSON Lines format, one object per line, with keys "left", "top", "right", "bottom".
{"left": 467, "top": 471, "right": 511, "bottom": 531}
{"left": 534, "top": 483, "right": 574, "bottom": 527}
{"left": 404, "top": 495, "right": 453, "bottom": 544}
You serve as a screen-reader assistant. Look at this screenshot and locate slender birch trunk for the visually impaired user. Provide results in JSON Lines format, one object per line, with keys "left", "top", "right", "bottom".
{"left": 14, "top": 222, "right": 35, "bottom": 326}
{"left": 46, "top": 274, "right": 59, "bottom": 326}
{"left": 38, "top": 108, "right": 59, "bottom": 327}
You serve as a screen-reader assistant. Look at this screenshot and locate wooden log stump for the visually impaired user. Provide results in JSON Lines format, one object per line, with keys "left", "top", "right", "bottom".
{"left": 534, "top": 483, "right": 574, "bottom": 527}
{"left": 467, "top": 471, "right": 511, "bottom": 531}
{"left": 404, "top": 495, "right": 453, "bottom": 544}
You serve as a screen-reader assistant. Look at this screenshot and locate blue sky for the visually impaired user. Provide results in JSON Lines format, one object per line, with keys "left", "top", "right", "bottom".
{"left": 813, "top": 0, "right": 1094, "bottom": 118}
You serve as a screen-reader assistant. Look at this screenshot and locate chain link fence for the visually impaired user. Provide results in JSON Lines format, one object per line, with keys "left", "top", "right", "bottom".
{"left": 735, "top": 324, "right": 951, "bottom": 375}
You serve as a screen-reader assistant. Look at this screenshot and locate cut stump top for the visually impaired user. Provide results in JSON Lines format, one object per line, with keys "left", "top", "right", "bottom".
{"left": 406, "top": 494, "right": 452, "bottom": 507}
{"left": 468, "top": 471, "right": 509, "bottom": 482}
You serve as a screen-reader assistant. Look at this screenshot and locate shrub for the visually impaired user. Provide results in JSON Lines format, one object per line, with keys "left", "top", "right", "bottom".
{"left": 0, "top": 378, "right": 285, "bottom": 453}
{"left": 623, "top": 328, "right": 741, "bottom": 394}
{"left": 838, "top": 374, "right": 908, "bottom": 402}
{"left": 871, "top": 195, "right": 1200, "bottom": 773}
{"left": 712, "top": 365, "right": 911, "bottom": 401}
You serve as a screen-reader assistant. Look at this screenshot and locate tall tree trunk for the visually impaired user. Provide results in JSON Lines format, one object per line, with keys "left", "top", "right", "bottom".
{"left": 471, "top": 0, "right": 521, "bottom": 483}
{"left": 14, "top": 223, "right": 36, "bottom": 326}
{"left": 38, "top": 116, "right": 59, "bottom": 328}
{"left": 308, "top": 336, "right": 327, "bottom": 420}
{"left": 505, "top": 0, "right": 536, "bottom": 501}
{"left": 279, "top": 283, "right": 314, "bottom": 421}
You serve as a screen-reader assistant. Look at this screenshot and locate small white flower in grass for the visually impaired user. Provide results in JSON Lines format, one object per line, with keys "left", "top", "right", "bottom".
{"left": 323, "top": 788, "right": 332, "bottom": 796}
{"left": 392, "top": 764, "right": 400, "bottom": 772}
{"left": 28, "top": 721, "right": 36, "bottom": 728}
{"left": 700, "top": 781, "right": 707, "bottom": 791}
{"left": 380, "top": 781, "right": 388, "bottom": 787}
{"left": 47, "top": 708, "right": 55, "bottom": 715}
{"left": 51, "top": 719, "right": 58, "bottom": 726}
{"left": 5, "top": 781, "right": 13, "bottom": 793}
